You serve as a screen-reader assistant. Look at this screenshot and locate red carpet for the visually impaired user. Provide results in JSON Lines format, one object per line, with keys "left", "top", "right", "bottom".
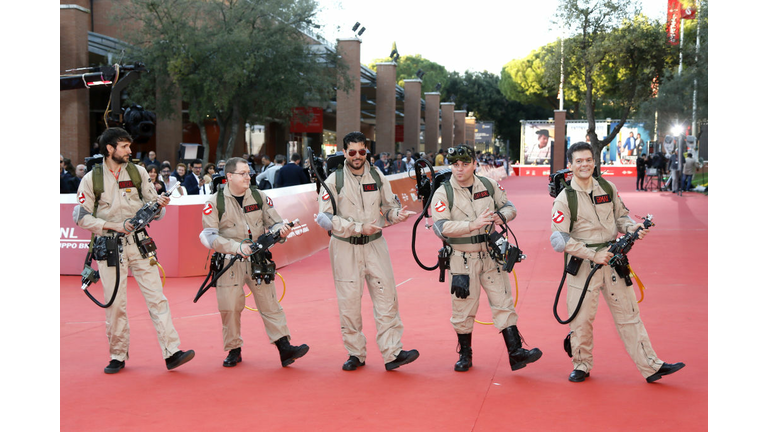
{"left": 60, "top": 176, "right": 707, "bottom": 431}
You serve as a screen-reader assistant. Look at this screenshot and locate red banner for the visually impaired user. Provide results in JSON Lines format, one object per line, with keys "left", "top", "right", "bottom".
{"left": 395, "top": 124, "right": 404, "bottom": 142}
{"left": 290, "top": 107, "right": 323, "bottom": 133}
{"left": 681, "top": 4, "right": 696, "bottom": 20}
{"left": 667, "top": 0, "right": 681, "bottom": 45}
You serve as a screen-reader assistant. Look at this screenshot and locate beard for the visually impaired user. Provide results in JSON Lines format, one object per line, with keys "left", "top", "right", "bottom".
{"left": 111, "top": 152, "right": 130, "bottom": 164}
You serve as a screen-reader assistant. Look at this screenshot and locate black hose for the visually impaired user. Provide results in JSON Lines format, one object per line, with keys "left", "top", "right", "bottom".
{"left": 193, "top": 255, "right": 241, "bottom": 303}
{"left": 83, "top": 251, "right": 121, "bottom": 309}
{"left": 411, "top": 159, "right": 440, "bottom": 271}
{"left": 553, "top": 264, "right": 601, "bottom": 325}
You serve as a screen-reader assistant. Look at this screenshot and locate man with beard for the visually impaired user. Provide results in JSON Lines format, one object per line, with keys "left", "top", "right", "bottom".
{"left": 74, "top": 128, "right": 195, "bottom": 374}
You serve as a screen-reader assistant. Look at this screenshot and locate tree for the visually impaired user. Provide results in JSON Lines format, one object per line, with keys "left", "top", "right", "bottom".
{"left": 442, "top": 70, "right": 550, "bottom": 161}
{"left": 367, "top": 54, "right": 449, "bottom": 96}
{"left": 636, "top": 0, "right": 707, "bottom": 140}
{"left": 115, "top": 0, "right": 349, "bottom": 162}
{"left": 553, "top": 0, "right": 674, "bottom": 167}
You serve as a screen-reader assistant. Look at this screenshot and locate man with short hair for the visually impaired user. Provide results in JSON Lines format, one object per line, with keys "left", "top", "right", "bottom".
{"left": 183, "top": 159, "right": 206, "bottom": 194}
{"left": 431, "top": 144, "right": 542, "bottom": 373}
{"left": 159, "top": 163, "right": 179, "bottom": 193}
{"left": 74, "top": 127, "right": 195, "bottom": 374}
{"left": 435, "top": 149, "right": 446, "bottom": 166}
{"left": 550, "top": 142, "right": 684, "bottom": 383}
{"left": 142, "top": 150, "right": 158, "bottom": 167}
{"left": 275, "top": 153, "right": 310, "bottom": 187}
{"left": 200, "top": 157, "right": 309, "bottom": 368}
{"left": 315, "top": 131, "right": 419, "bottom": 371}
{"left": 255, "top": 154, "right": 286, "bottom": 189}
{"left": 526, "top": 130, "right": 552, "bottom": 164}
{"left": 402, "top": 150, "right": 415, "bottom": 173}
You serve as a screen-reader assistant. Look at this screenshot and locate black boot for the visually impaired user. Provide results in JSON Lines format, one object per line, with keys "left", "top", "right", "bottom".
{"left": 455, "top": 333, "right": 473, "bottom": 372}
{"left": 223, "top": 347, "right": 242, "bottom": 367}
{"left": 275, "top": 336, "right": 309, "bottom": 367}
{"left": 501, "top": 326, "right": 542, "bottom": 371}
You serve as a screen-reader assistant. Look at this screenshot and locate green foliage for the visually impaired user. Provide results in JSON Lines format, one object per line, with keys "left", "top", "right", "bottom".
{"left": 367, "top": 54, "right": 449, "bottom": 96}
{"left": 113, "top": 0, "right": 349, "bottom": 161}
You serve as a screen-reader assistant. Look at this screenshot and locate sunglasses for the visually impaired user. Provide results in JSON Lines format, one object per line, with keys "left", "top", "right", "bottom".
{"left": 347, "top": 148, "right": 368, "bottom": 157}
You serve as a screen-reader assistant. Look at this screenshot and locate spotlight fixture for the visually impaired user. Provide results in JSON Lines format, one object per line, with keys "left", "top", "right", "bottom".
{"left": 358, "top": 27, "right": 366, "bottom": 36}
{"left": 416, "top": 69, "right": 425, "bottom": 79}
{"left": 434, "top": 82, "right": 442, "bottom": 91}
{"left": 352, "top": 22, "right": 360, "bottom": 32}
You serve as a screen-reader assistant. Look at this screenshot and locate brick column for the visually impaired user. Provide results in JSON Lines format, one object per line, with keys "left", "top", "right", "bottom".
{"left": 336, "top": 38, "right": 361, "bottom": 148}
{"left": 453, "top": 110, "right": 466, "bottom": 146}
{"left": 403, "top": 79, "right": 422, "bottom": 153}
{"left": 60, "top": 1, "right": 91, "bottom": 164}
{"left": 424, "top": 92, "right": 440, "bottom": 154}
{"left": 466, "top": 116, "right": 476, "bottom": 150}
{"left": 375, "top": 62, "right": 397, "bottom": 156}
{"left": 553, "top": 110, "right": 567, "bottom": 170}
{"left": 440, "top": 102, "right": 455, "bottom": 151}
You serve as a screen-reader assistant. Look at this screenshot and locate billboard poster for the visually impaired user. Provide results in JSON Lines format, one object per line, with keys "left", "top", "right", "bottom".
{"left": 475, "top": 122, "right": 493, "bottom": 145}
{"left": 522, "top": 123, "right": 553, "bottom": 165}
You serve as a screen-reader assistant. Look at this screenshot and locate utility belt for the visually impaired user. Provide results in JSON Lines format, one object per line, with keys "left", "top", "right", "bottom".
{"left": 451, "top": 250, "right": 489, "bottom": 260}
{"left": 444, "top": 234, "right": 489, "bottom": 245}
{"left": 332, "top": 231, "right": 382, "bottom": 245}
{"left": 96, "top": 228, "right": 157, "bottom": 261}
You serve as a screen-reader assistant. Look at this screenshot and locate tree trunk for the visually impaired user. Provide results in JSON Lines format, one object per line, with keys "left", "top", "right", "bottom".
{"left": 196, "top": 121, "right": 210, "bottom": 163}
{"left": 215, "top": 110, "right": 231, "bottom": 163}
{"left": 223, "top": 105, "right": 240, "bottom": 160}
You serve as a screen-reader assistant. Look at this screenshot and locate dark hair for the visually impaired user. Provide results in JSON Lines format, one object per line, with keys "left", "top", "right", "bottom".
{"left": 274, "top": 154, "right": 286, "bottom": 164}
{"left": 343, "top": 131, "right": 366, "bottom": 150}
{"left": 191, "top": 158, "right": 203, "bottom": 167}
{"left": 567, "top": 142, "right": 594, "bottom": 163}
{"left": 225, "top": 157, "right": 248, "bottom": 174}
{"left": 98, "top": 127, "right": 132, "bottom": 155}
{"left": 203, "top": 163, "right": 216, "bottom": 174}
{"left": 147, "top": 164, "right": 159, "bottom": 173}
{"left": 291, "top": 153, "right": 301, "bottom": 163}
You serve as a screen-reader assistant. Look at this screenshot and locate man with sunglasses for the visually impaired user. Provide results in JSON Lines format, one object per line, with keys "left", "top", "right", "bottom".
{"left": 199, "top": 157, "right": 309, "bottom": 368}
{"left": 315, "top": 131, "right": 419, "bottom": 371}
{"left": 431, "top": 144, "right": 543, "bottom": 373}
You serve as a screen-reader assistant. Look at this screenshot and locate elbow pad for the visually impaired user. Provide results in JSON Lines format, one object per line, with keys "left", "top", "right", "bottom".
{"left": 72, "top": 205, "right": 89, "bottom": 224}
{"left": 315, "top": 212, "right": 334, "bottom": 231}
{"left": 550, "top": 231, "right": 570, "bottom": 253}
{"left": 432, "top": 219, "right": 448, "bottom": 240}
{"left": 199, "top": 228, "right": 219, "bottom": 249}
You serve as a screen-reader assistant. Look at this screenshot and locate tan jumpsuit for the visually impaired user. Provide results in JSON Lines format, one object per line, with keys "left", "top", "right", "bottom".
{"left": 551, "top": 177, "right": 664, "bottom": 378}
{"left": 75, "top": 163, "right": 181, "bottom": 361}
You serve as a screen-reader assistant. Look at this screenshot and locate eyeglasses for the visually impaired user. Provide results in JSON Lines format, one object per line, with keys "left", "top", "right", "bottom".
{"left": 231, "top": 171, "right": 252, "bottom": 178}
{"left": 347, "top": 149, "right": 368, "bottom": 157}
{"left": 446, "top": 146, "right": 474, "bottom": 163}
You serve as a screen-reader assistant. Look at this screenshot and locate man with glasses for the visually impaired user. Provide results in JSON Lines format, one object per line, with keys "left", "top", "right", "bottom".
{"left": 183, "top": 159, "right": 206, "bottom": 195}
{"left": 431, "top": 144, "right": 543, "bottom": 373}
{"left": 550, "top": 142, "right": 684, "bottom": 383}
{"left": 159, "top": 163, "right": 179, "bottom": 193}
{"left": 315, "top": 131, "right": 419, "bottom": 371}
{"left": 199, "top": 157, "right": 309, "bottom": 368}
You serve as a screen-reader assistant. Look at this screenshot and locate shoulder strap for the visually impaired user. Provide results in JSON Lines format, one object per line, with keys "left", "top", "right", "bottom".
{"left": 216, "top": 185, "right": 263, "bottom": 221}
{"left": 125, "top": 162, "right": 143, "bottom": 200}
{"left": 335, "top": 167, "right": 344, "bottom": 195}
{"left": 92, "top": 164, "right": 104, "bottom": 216}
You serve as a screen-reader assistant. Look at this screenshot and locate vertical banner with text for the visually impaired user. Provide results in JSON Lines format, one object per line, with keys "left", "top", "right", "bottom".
{"left": 667, "top": 0, "right": 681, "bottom": 45}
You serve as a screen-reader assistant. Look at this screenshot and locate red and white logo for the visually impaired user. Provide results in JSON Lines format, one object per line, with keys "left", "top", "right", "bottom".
{"left": 267, "top": 197, "right": 274, "bottom": 207}
{"left": 78, "top": 192, "right": 86, "bottom": 204}
{"left": 203, "top": 203, "right": 213, "bottom": 215}
{"left": 322, "top": 192, "right": 330, "bottom": 201}
{"left": 553, "top": 210, "right": 565, "bottom": 224}
{"left": 435, "top": 200, "right": 446, "bottom": 213}
{"left": 497, "top": 182, "right": 505, "bottom": 191}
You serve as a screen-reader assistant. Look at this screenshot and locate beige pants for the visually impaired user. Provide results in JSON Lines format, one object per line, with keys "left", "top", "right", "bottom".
{"left": 329, "top": 237, "right": 404, "bottom": 363}
{"left": 215, "top": 259, "right": 290, "bottom": 351}
{"left": 98, "top": 236, "right": 181, "bottom": 361}
{"left": 567, "top": 261, "right": 664, "bottom": 378}
{"left": 449, "top": 251, "right": 519, "bottom": 334}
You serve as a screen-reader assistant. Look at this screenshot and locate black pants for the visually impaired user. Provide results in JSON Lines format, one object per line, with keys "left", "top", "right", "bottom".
{"left": 636, "top": 172, "right": 646, "bottom": 190}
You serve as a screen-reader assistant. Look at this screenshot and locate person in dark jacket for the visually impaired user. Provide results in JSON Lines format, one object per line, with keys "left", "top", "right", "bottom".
{"left": 275, "top": 153, "right": 310, "bottom": 188}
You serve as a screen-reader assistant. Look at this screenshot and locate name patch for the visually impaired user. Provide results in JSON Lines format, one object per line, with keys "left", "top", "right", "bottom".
{"left": 473, "top": 190, "right": 490, "bottom": 200}
{"left": 363, "top": 183, "right": 378, "bottom": 192}
{"left": 118, "top": 180, "right": 135, "bottom": 189}
{"left": 243, "top": 204, "right": 260, "bottom": 213}
{"left": 594, "top": 194, "right": 612, "bottom": 204}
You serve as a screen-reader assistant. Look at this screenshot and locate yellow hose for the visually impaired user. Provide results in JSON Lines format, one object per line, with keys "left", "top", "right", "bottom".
{"left": 475, "top": 268, "right": 518, "bottom": 326}
{"left": 245, "top": 273, "right": 286, "bottom": 312}
{"left": 628, "top": 264, "right": 645, "bottom": 303}
{"left": 150, "top": 258, "right": 166, "bottom": 287}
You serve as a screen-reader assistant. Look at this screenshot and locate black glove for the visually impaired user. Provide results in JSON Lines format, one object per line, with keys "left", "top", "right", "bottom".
{"left": 451, "top": 274, "right": 470, "bottom": 299}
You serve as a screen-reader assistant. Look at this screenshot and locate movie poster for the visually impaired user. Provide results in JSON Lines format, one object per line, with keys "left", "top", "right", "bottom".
{"left": 522, "top": 123, "right": 553, "bottom": 165}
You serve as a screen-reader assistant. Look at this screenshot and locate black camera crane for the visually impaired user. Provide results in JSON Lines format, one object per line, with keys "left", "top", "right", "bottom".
{"left": 61, "top": 62, "right": 156, "bottom": 143}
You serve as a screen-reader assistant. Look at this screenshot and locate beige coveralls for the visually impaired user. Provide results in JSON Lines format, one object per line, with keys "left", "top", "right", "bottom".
{"left": 550, "top": 177, "right": 664, "bottom": 378}
{"left": 75, "top": 163, "right": 181, "bottom": 361}
{"left": 431, "top": 174, "right": 519, "bottom": 333}
{"left": 317, "top": 162, "right": 406, "bottom": 363}
{"left": 200, "top": 185, "right": 291, "bottom": 351}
